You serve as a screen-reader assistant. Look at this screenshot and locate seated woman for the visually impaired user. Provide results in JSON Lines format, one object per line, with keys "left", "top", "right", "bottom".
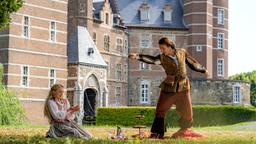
{"left": 44, "top": 84, "right": 92, "bottom": 139}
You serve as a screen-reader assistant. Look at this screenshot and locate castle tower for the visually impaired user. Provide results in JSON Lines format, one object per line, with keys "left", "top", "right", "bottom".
{"left": 183, "top": 0, "right": 213, "bottom": 79}
{"left": 183, "top": 0, "right": 228, "bottom": 79}
{"left": 212, "top": 0, "right": 228, "bottom": 79}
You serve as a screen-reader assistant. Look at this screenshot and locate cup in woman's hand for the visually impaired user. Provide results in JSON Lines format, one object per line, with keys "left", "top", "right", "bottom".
{"left": 70, "top": 105, "right": 80, "bottom": 111}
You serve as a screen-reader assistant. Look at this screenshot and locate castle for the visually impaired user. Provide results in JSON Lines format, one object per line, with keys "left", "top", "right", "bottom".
{"left": 0, "top": 0, "right": 250, "bottom": 124}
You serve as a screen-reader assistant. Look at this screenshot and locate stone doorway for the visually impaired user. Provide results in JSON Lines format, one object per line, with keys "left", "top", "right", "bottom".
{"left": 83, "top": 88, "right": 97, "bottom": 125}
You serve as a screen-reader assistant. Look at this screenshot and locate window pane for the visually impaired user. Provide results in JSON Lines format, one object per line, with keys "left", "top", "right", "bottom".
{"left": 217, "top": 33, "right": 224, "bottom": 48}
{"left": 140, "top": 34, "right": 151, "bottom": 48}
{"left": 22, "top": 76, "right": 28, "bottom": 86}
{"left": 24, "top": 16, "right": 29, "bottom": 25}
{"left": 164, "top": 11, "right": 172, "bottom": 22}
{"left": 217, "top": 9, "right": 224, "bottom": 24}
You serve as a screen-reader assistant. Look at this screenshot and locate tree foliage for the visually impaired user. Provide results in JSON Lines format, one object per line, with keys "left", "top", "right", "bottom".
{"left": 0, "top": 0, "right": 23, "bottom": 30}
{"left": 229, "top": 70, "right": 256, "bottom": 106}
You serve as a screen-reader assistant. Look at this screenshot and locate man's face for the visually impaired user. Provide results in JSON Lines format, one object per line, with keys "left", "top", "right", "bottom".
{"left": 159, "top": 44, "right": 172, "bottom": 55}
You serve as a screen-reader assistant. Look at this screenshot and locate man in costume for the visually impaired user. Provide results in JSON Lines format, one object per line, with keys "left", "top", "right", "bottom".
{"left": 129, "top": 37, "right": 208, "bottom": 139}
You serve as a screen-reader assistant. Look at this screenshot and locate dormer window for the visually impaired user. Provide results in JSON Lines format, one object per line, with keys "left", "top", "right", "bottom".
{"left": 163, "top": 4, "right": 173, "bottom": 23}
{"left": 139, "top": 2, "right": 150, "bottom": 21}
{"left": 113, "top": 14, "right": 121, "bottom": 25}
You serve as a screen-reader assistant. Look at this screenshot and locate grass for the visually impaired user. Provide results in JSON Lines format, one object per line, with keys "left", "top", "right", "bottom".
{"left": 1, "top": 122, "right": 256, "bottom": 144}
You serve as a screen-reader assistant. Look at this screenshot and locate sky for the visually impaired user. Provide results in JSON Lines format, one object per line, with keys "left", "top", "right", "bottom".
{"left": 93, "top": 0, "right": 255, "bottom": 76}
{"left": 229, "top": 0, "right": 256, "bottom": 76}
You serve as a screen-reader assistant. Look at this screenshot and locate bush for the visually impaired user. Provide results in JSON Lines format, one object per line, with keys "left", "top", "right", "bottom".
{"left": 0, "top": 64, "right": 27, "bottom": 125}
{"left": 0, "top": 64, "right": 3, "bottom": 84}
{"left": 96, "top": 106, "right": 256, "bottom": 127}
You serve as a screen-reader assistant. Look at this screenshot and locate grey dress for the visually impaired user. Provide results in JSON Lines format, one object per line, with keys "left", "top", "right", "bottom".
{"left": 46, "top": 99, "right": 92, "bottom": 139}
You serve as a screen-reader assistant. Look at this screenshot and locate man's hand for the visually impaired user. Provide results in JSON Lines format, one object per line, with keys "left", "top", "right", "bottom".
{"left": 129, "top": 53, "right": 138, "bottom": 59}
{"left": 204, "top": 69, "right": 208, "bottom": 78}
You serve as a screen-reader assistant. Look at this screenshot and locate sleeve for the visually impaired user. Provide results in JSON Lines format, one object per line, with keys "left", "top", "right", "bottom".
{"left": 65, "top": 100, "right": 76, "bottom": 121}
{"left": 138, "top": 54, "right": 161, "bottom": 65}
{"left": 47, "top": 100, "right": 66, "bottom": 121}
{"left": 185, "top": 50, "right": 206, "bottom": 73}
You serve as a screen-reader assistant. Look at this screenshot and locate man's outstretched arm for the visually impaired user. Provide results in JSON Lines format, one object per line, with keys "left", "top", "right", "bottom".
{"left": 185, "top": 51, "right": 208, "bottom": 77}
{"left": 129, "top": 53, "right": 161, "bottom": 65}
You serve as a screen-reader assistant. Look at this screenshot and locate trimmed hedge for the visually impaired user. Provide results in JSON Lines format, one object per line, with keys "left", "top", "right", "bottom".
{"left": 96, "top": 106, "right": 256, "bottom": 127}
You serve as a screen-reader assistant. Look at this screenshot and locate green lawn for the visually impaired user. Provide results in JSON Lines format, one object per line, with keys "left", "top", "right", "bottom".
{"left": 1, "top": 122, "right": 256, "bottom": 144}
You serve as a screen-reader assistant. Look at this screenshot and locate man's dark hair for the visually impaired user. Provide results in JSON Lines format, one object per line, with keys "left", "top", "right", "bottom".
{"left": 158, "top": 37, "right": 176, "bottom": 49}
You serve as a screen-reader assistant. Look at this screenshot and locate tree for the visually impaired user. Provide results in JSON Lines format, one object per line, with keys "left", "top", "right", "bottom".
{"left": 0, "top": 0, "right": 23, "bottom": 30}
{"left": 229, "top": 71, "right": 256, "bottom": 106}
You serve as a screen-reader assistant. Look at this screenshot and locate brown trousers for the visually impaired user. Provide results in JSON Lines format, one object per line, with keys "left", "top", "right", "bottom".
{"left": 151, "top": 90, "right": 193, "bottom": 135}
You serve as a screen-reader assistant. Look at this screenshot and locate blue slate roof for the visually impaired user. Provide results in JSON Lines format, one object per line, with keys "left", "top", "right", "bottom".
{"left": 93, "top": 0, "right": 187, "bottom": 29}
{"left": 68, "top": 26, "right": 107, "bottom": 67}
{"left": 93, "top": 1, "right": 104, "bottom": 16}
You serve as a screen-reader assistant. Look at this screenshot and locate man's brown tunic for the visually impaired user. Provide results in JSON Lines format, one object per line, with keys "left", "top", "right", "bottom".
{"left": 137, "top": 48, "right": 206, "bottom": 136}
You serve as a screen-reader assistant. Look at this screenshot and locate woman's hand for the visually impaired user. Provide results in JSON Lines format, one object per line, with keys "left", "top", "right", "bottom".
{"left": 129, "top": 53, "right": 138, "bottom": 59}
{"left": 69, "top": 105, "right": 80, "bottom": 112}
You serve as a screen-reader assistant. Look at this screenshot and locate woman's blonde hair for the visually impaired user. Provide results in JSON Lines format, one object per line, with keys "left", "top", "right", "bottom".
{"left": 44, "top": 83, "right": 64, "bottom": 123}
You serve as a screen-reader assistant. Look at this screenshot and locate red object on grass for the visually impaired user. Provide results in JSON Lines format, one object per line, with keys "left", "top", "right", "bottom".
{"left": 171, "top": 129, "right": 205, "bottom": 139}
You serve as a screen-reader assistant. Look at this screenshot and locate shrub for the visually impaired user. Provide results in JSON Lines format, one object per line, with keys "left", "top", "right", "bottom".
{"left": 96, "top": 106, "right": 256, "bottom": 127}
{"left": 0, "top": 64, "right": 27, "bottom": 125}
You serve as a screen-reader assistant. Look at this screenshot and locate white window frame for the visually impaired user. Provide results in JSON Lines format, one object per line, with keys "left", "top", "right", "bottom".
{"left": 164, "top": 10, "right": 172, "bottom": 23}
{"left": 116, "top": 37, "right": 123, "bottom": 54}
{"left": 233, "top": 84, "right": 241, "bottom": 104}
{"left": 196, "top": 45, "right": 202, "bottom": 52}
{"left": 49, "top": 69, "right": 56, "bottom": 88}
{"left": 217, "top": 58, "right": 224, "bottom": 77}
{"left": 123, "top": 64, "right": 128, "bottom": 81}
{"left": 116, "top": 64, "right": 122, "bottom": 81}
{"left": 140, "top": 9, "right": 150, "bottom": 21}
{"left": 140, "top": 80, "right": 150, "bottom": 104}
{"left": 21, "top": 66, "right": 29, "bottom": 87}
{"left": 140, "top": 62, "right": 150, "bottom": 70}
{"left": 104, "top": 34, "right": 110, "bottom": 52}
{"left": 124, "top": 36, "right": 128, "bottom": 54}
{"left": 79, "top": 3, "right": 86, "bottom": 13}
{"left": 140, "top": 33, "right": 151, "bottom": 48}
{"left": 115, "top": 86, "right": 121, "bottom": 106}
{"left": 49, "top": 21, "right": 57, "bottom": 42}
{"left": 217, "top": 33, "right": 224, "bottom": 49}
{"left": 217, "top": 9, "right": 224, "bottom": 25}
{"left": 22, "top": 16, "right": 30, "bottom": 38}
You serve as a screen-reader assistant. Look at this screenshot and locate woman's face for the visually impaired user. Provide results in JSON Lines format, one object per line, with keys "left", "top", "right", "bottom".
{"left": 159, "top": 44, "right": 173, "bottom": 55}
{"left": 53, "top": 88, "right": 64, "bottom": 99}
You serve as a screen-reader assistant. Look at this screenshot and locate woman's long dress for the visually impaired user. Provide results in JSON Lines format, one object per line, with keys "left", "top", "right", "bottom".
{"left": 46, "top": 99, "right": 92, "bottom": 139}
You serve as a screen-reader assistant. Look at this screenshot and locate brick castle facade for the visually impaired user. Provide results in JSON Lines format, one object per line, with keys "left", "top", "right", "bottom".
{"left": 0, "top": 0, "right": 250, "bottom": 124}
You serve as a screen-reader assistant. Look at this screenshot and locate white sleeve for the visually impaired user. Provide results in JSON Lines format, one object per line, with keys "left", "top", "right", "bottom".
{"left": 47, "top": 100, "right": 66, "bottom": 120}
{"left": 65, "top": 100, "right": 76, "bottom": 121}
